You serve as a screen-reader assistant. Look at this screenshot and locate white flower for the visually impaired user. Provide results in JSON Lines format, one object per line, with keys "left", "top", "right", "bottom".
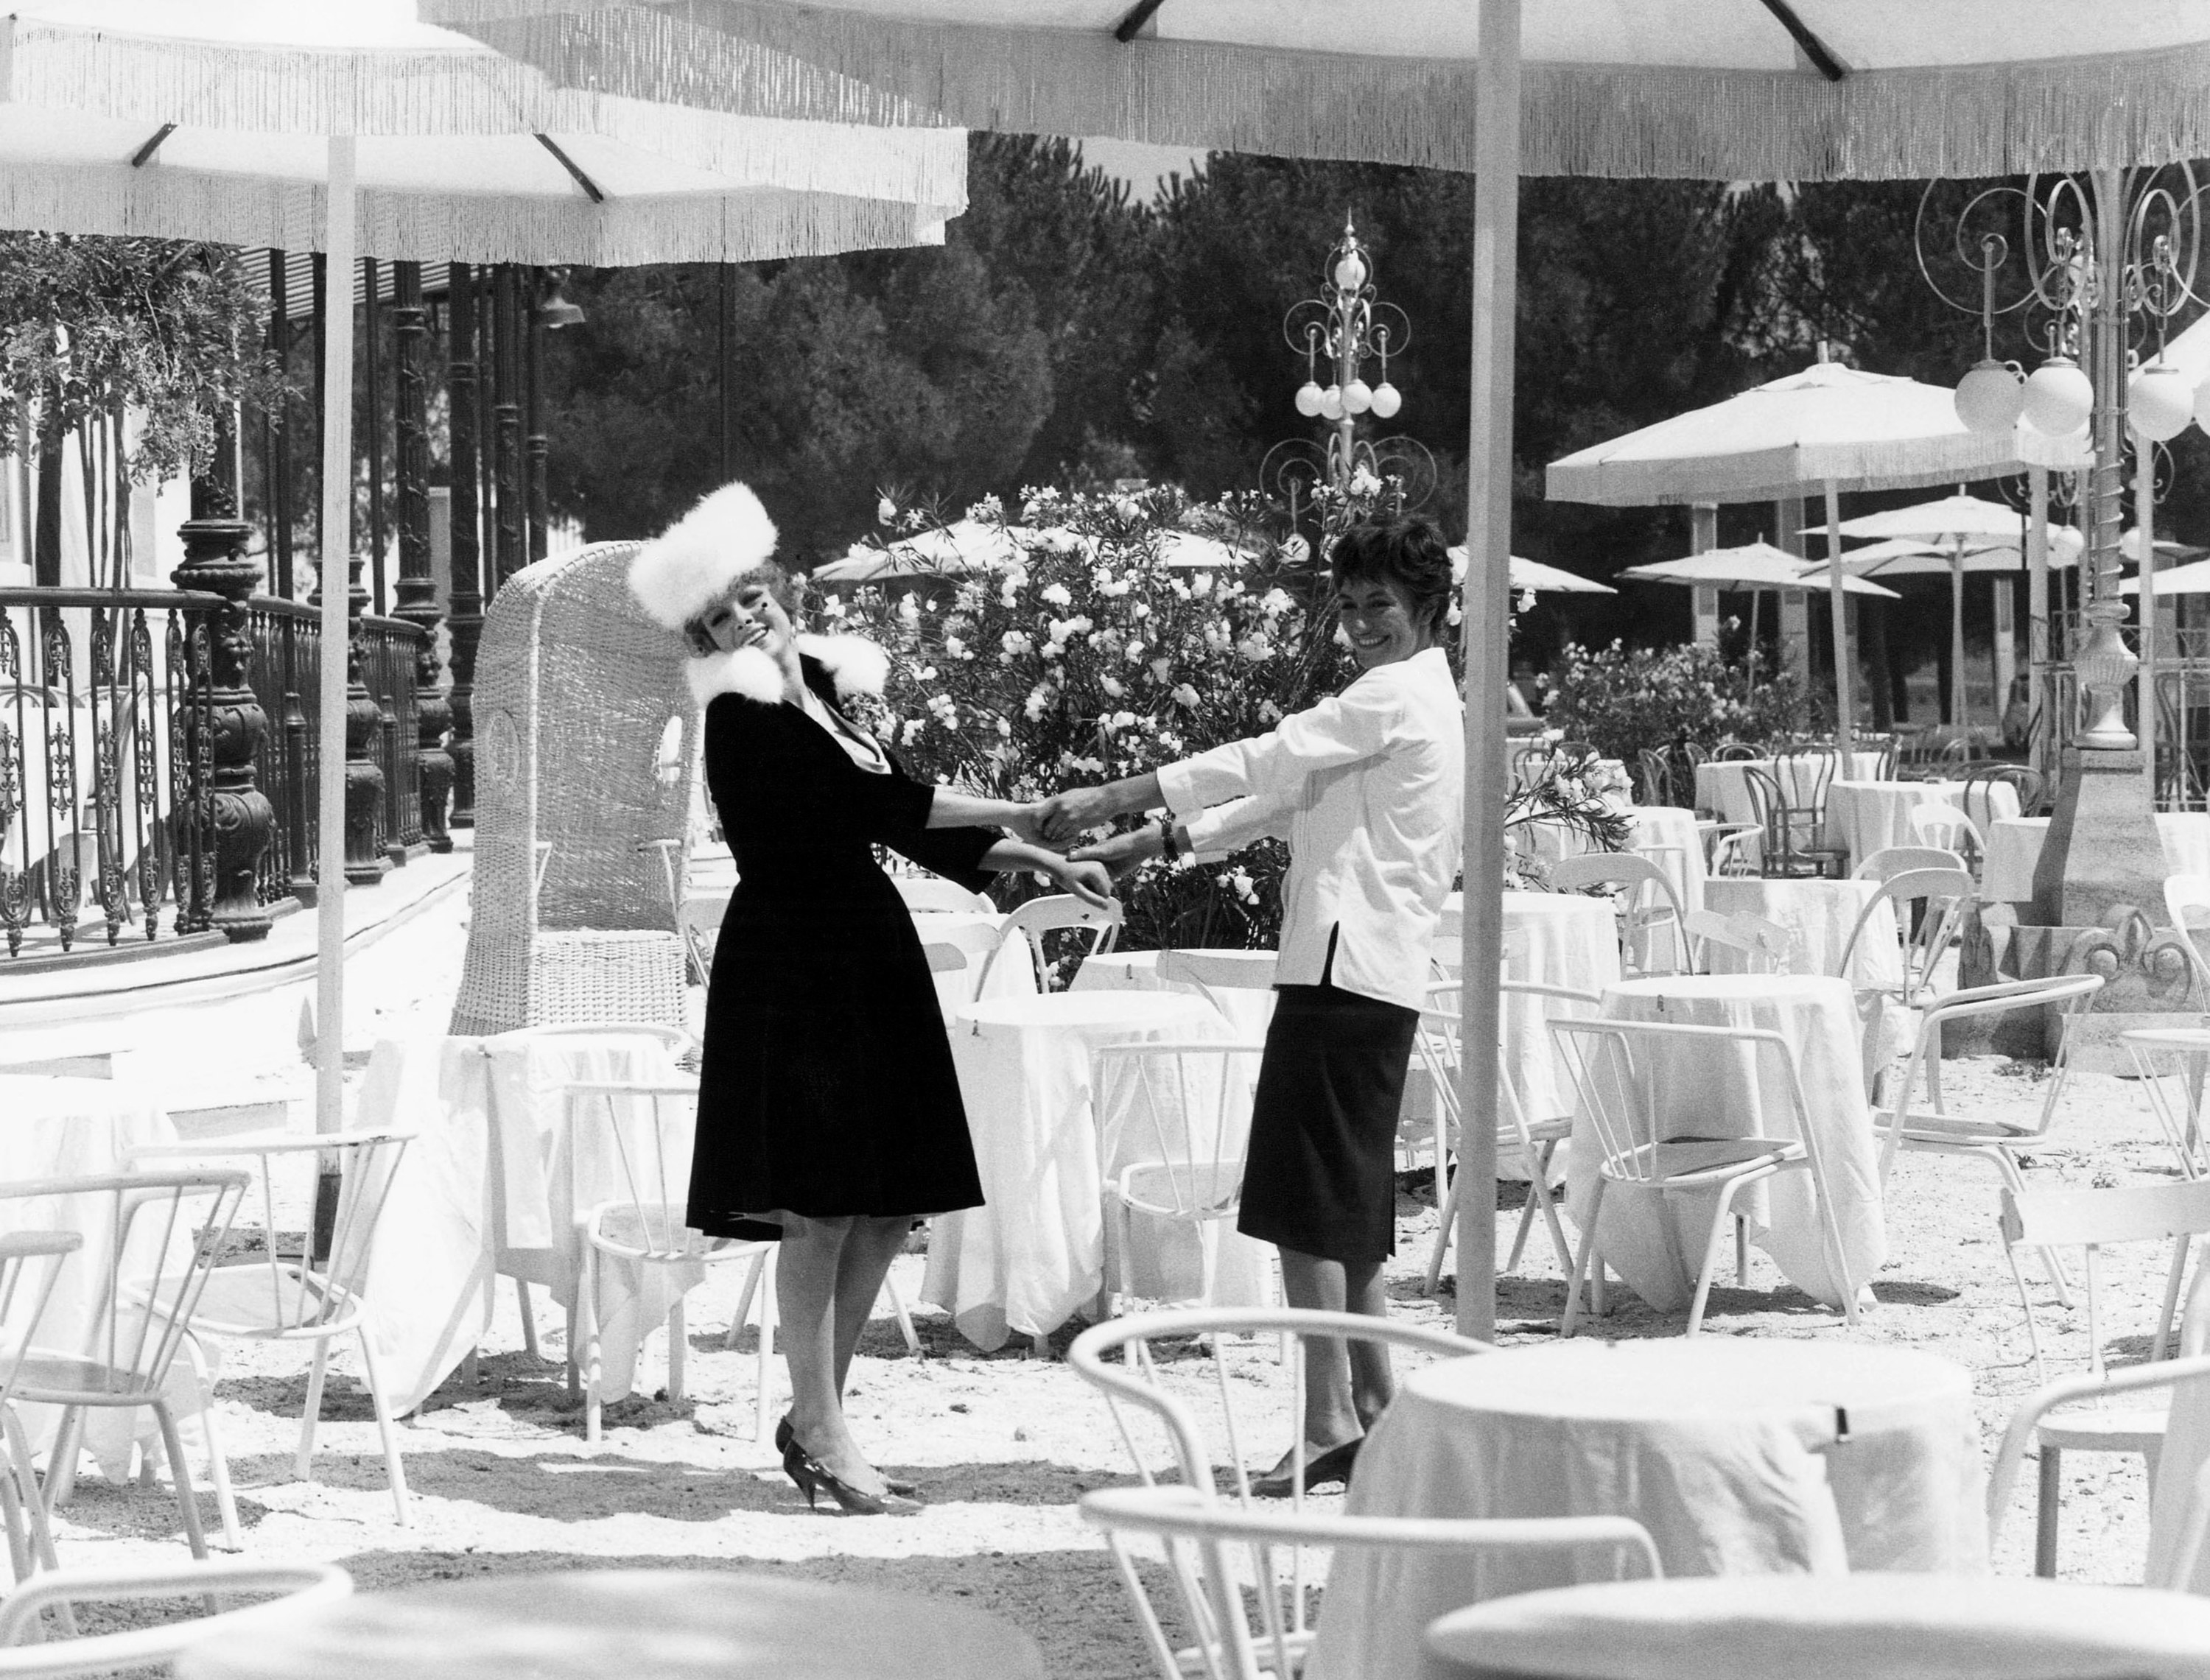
{"left": 1235, "top": 635, "right": 1273, "bottom": 662}
{"left": 822, "top": 595, "right": 847, "bottom": 619}
{"left": 1260, "top": 700, "right": 1283, "bottom": 723}
{"left": 1232, "top": 870, "right": 1257, "bottom": 904}
{"left": 1042, "top": 642, "right": 1066, "bottom": 662}
{"left": 1112, "top": 710, "right": 1139, "bottom": 731}
{"left": 898, "top": 596, "right": 921, "bottom": 626}
{"left": 1001, "top": 630, "right": 1033, "bottom": 656}
{"left": 944, "top": 634, "right": 967, "bottom": 659}
{"left": 1024, "top": 686, "right": 1052, "bottom": 721}
{"left": 1516, "top": 589, "right": 1537, "bottom": 614}
{"left": 1260, "top": 588, "right": 1294, "bottom": 619}
{"left": 968, "top": 493, "right": 1003, "bottom": 522}
{"left": 1131, "top": 601, "right": 1152, "bottom": 620}
{"left": 1039, "top": 582, "right": 1073, "bottom": 608}
{"left": 996, "top": 718, "right": 1011, "bottom": 737}
{"left": 900, "top": 720, "right": 924, "bottom": 745}
{"left": 877, "top": 496, "right": 897, "bottom": 524}
{"left": 1100, "top": 674, "right": 1125, "bottom": 698}
{"left": 1171, "top": 683, "right": 1201, "bottom": 708}
{"left": 1149, "top": 658, "right": 1174, "bottom": 684}
{"left": 1349, "top": 465, "right": 1382, "bottom": 497}
{"left": 916, "top": 667, "right": 938, "bottom": 681}
{"left": 1124, "top": 640, "right": 1146, "bottom": 664}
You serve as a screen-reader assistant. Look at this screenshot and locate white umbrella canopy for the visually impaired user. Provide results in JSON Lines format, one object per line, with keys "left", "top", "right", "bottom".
{"left": 0, "top": 1, "right": 968, "bottom": 262}
{"left": 425, "top": 1, "right": 2210, "bottom": 181}
{"left": 1447, "top": 546, "right": 1616, "bottom": 595}
{"left": 421, "top": 0, "right": 2210, "bottom": 1342}
{"left": 1621, "top": 541, "right": 1897, "bottom": 597}
{"left": 2123, "top": 558, "right": 2210, "bottom": 597}
{"left": 1836, "top": 492, "right": 2025, "bottom": 544}
{"left": 0, "top": 0, "right": 969, "bottom": 1137}
{"left": 815, "top": 519, "right": 1022, "bottom": 582}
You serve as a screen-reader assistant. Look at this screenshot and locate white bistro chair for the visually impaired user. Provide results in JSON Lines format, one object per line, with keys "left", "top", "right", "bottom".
{"left": 975, "top": 893, "right": 1122, "bottom": 994}
{"left": 0, "top": 1171, "right": 247, "bottom": 1563}
{"left": 1546, "top": 854, "right": 1688, "bottom": 977}
{"left": 1551, "top": 1018, "right": 1858, "bottom": 1338}
{"left": 0, "top": 1558, "right": 351, "bottom": 1677}
{"left": 0, "top": 1231, "right": 80, "bottom": 1587}
{"left": 1091, "top": 1041, "right": 1267, "bottom": 1314}
{"left": 122, "top": 1129, "right": 418, "bottom": 1537}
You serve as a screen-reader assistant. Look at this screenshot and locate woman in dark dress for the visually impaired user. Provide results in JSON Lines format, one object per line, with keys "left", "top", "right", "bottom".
{"left": 631, "top": 485, "right": 1112, "bottom": 1516}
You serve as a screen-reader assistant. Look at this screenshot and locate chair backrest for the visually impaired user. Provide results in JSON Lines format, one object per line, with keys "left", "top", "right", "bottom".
{"left": 1078, "top": 1482, "right": 1660, "bottom": 1680}
{"left": 922, "top": 940, "right": 970, "bottom": 975}
{"left": 1419, "top": 979, "right": 1594, "bottom": 1150}
{"left": 1683, "top": 909, "right": 1790, "bottom": 974}
{"left": 120, "top": 1131, "right": 415, "bottom": 1335}
{"left": 2167, "top": 873, "right": 2210, "bottom": 933}
{"left": 1999, "top": 1181, "right": 2210, "bottom": 1382}
{"left": 1635, "top": 747, "right": 1676, "bottom": 809}
{"left": 1546, "top": 852, "right": 1687, "bottom": 977}
{"left": 1909, "top": 801, "right": 1985, "bottom": 859}
{"left": 978, "top": 893, "right": 1123, "bottom": 994}
{"left": 1550, "top": 1016, "right": 1823, "bottom": 1190}
{"left": 1878, "top": 974, "right": 2104, "bottom": 1179}
{"left": 896, "top": 874, "right": 995, "bottom": 914}
{"left": 1837, "top": 867, "right": 1976, "bottom": 996}
{"left": 1155, "top": 950, "right": 1277, "bottom": 991}
{"left": 1092, "top": 1041, "right": 1268, "bottom": 1224}
{"left": 1867, "top": 734, "right": 1901, "bottom": 781}
{"left": 0, "top": 1171, "right": 246, "bottom": 1399}
{"left": 1963, "top": 762, "right": 2046, "bottom": 825}
{"left": 0, "top": 1560, "right": 353, "bottom": 1674}
{"left": 1853, "top": 845, "right": 1970, "bottom": 882}
{"left": 1771, "top": 746, "right": 1837, "bottom": 813}
{"left": 1713, "top": 743, "right": 1761, "bottom": 762}
{"left": 0, "top": 1231, "right": 81, "bottom": 1413}
{"left": 561, "top": 1082, "right": 701, "bottom": 1262}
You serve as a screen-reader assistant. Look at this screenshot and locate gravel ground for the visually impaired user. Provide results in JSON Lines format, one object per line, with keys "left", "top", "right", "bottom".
{"left": 29, "top": 889, "right": 2199, "bottom": 1676}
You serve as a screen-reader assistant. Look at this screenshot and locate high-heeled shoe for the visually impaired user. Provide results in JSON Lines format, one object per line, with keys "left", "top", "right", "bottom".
{"left": 777, "top": 1414, "right": 917, "bottom": 1497}
{"left": 1249, "top": 1435, "right": 1361, "bottom": 1500}
{"left": 782, "top": 1435, "right": 922, "bottom": 1516}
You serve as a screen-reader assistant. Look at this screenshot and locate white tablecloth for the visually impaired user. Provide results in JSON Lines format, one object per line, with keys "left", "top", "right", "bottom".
{"left": 1702, "top": 876, "right": 1904, "bottom": 988}
{"left": 922, "top": 991, "right": 1261, "bottom": 1349}
{"left": 1309, "top": 1340, "right": 1984, "bottom": 1680}
{"left": 909, "top": 907, "right": 1036, "bottom": 1017}
{"left": 1071, "top": 947, "right": 1279, "bottom": 1041}
{"left": 0, "top": 1075, "right": 189, "bottom": 1471}
{"left": 1566, "top": 974, "right": 1887, "bottom": 1312}
{"left": 1437, "top": 893, "right": 1622, "bottom": 1124}
{"left": 1520, "top": 806, "right": 1710, "bottom": 924}
{"left": 354, "top": 1027, "right": 686, "bottom": 1411}
{"left": 1984, "top": 812, "right": 2210, "bottom": 906}
{"left": 1823, "top": 779, "right": 2021, "bottom": 865}
{"left": 1695, "top": 753, "right": 1884, "bottom": 826}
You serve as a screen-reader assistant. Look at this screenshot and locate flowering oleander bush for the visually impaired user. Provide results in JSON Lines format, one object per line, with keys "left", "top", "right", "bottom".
{"left": 831, "top": 487, "right": 1634, "bottom": 952}
{"left": 1540, "top": 637, "right": 1819, "bottom": 767}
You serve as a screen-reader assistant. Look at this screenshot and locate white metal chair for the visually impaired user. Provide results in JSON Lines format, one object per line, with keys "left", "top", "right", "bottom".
{"left": 922, "top": 938, "right": 976, "bottom": 1014}
{"left": 1853, "top": 844, "right": 1971, "bottom": 882}
{"left": 2126, "top": 1027, "right": 2210, "bottom": 1181}
{"left": 1683, "top": 909, "right": 1790, "bottom": 974}
{"left": 121, "top": 1129, "right": 416, "bottom": 1538}
{"left": 975, "top": 893, "right": 1122, "bottom": 995}
{"left": 0, "top": 1558, "right": 351, "bottom": 1677}
{"left": 1091, "top": 1041, "right": 1268, "bottom": 1313}
{"left": 1837, "top": 866, "right": 1975, "bottom": 1005}
{"left": 1546, "top": 854, "right": 1688, "bottom": 977}
{"left": 1551, "top": 1018, "right": 1859, "bottom": 1338}
{"left": 0, "top": 1231, "right": 80, "bottom": 1589}
{"left": 1909, "top": 802, "right": 1986, "bottom": 871}
{"left": 1154, "top": 948, "right": 1279, "bottom": 1021}
{"left": 1417, "top": 980, "right": 1582, "bottom": 1296}
{"left": 561, "top": 1083, "right": 780, "bottom": 1444}
{"left": 1081, "top": 1482, "right": 1660, "bottom": 1680}
{"left": 2167, "top": 873, "right": 2210, "bottom": 938}
{"left": 0, "top": 1171, "right": 247, "bottom": 1562}
{"left": 894, "top": 874, "right": 994, "bottom": 914}
{"left": 1987, "top": 1182, "right": 2210, "bottom": 1577}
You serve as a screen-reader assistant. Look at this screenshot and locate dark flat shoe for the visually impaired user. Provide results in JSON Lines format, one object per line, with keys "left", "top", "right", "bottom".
{"left": 1249, "top": 1436, "right": 1361, "bottom": 1500}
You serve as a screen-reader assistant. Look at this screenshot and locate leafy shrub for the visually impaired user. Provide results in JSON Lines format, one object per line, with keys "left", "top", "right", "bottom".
{"left": 1540, "top": 639, "right": 1818, "bottom": 766}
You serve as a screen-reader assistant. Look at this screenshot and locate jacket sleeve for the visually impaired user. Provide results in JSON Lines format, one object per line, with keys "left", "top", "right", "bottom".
{"left": 1157, "top": 672, "right": 1400, "bottom": 820}
{"left": 1182, "top": 787, "right": 1297, "bottom": 863}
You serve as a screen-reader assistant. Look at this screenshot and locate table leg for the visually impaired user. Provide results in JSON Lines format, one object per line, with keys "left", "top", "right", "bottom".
{"left": 2035, "top": 1447, "right": 2061, "bottom": 1578}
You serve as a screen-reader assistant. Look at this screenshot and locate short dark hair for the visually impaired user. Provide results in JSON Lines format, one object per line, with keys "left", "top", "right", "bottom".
{"left": 1329, "top": 516, "right": 1454, "bottom": 633}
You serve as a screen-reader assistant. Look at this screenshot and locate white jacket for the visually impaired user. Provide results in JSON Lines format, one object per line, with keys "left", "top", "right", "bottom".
{"left": 1157, "top": 647, "right": 1464, "bottom": 1012}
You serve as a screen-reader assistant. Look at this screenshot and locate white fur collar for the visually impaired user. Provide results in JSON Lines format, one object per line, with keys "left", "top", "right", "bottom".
{"left": 686, "top": 633, "right": 891, "bottom": 709}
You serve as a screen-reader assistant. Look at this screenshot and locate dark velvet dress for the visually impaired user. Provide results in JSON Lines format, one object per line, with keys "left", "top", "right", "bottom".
{"left": 687, "top": 656, "right": 997, "bottom": 1239}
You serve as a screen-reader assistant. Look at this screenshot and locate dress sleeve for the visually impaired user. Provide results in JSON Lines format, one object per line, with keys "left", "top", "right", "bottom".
{"left": 887, "top": 825, "right": 999, "bottom": 894}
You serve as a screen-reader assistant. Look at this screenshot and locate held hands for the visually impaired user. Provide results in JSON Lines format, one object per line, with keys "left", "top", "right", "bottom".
{"left": 1069, "top": 829, "right": 1151, "bottom": 878}
{"left": 1048, "top": 855, "right": 1119, "bottom": 912}
{"left": 1039, "top": 785, "right": 1120, "bottom": 846}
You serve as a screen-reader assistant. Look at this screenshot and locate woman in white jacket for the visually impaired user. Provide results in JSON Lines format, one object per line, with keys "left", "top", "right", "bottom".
{"left": 1043, "top": 518, "right": 1464, "bottom": 1497}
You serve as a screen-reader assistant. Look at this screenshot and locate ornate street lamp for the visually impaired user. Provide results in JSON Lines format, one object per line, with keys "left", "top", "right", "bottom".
{"left": 1261, "top": 215, "right": 1434, "bottom": 551}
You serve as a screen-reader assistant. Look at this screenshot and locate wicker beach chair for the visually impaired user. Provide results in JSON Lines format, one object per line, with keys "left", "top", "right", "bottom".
{"left": 451, "top": 543, "right": 701, "bottom": 1036}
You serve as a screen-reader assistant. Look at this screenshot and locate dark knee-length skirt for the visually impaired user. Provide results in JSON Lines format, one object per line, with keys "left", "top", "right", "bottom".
{"left": 1236, "top": 983, "right": 1420, "bottom": 1265}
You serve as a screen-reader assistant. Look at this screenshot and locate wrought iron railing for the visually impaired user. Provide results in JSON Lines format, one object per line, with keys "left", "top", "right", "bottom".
{"left": 0, "top": 586, "right": 431, "bottom": 961}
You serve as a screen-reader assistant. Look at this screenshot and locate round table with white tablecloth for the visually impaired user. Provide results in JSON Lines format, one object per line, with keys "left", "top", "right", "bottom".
{"left": 0, "top": 1075, "right": 190, "bottom": 1471}
{"left": 1436, "top": 892, "right": 1622, "bottom": 1124}
{"left": 1701, "top": 876, "right": 1904, "bottom": 988}
{"left": 1694, "top": 752, "right": 1883, "bottom": 826}
{"left": 1822, "top": 778, "right": 2020, "bottom": 868}
{"left": 1518, "top": 806, "right": 1709, "bottom": 921}
{"left": 1983, "top": 812, "right": 2210, "bottom": 907}
{"left": 1307, "top": 1338, "right": 1984, "bottom": 1680}
{"left": 1070, "top": 947, "right": 1278, "bottom": 1040}
{"left": 352, "top": 1027, "right": 685, "bottom": 1411}
{"left": 1565, "top": 974, "right": 1886, "bottom": 1313}
{"left": 922, "top": 991, "right": 1264, "bottom": 1350}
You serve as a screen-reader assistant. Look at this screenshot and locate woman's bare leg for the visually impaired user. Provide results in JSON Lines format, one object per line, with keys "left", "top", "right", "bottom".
{"left": 1278, "top": 1247, "right": 1395, "bottom": 1454}
{"left": 830, "top": 1216, "right": 911, "bottom": 1393}
{"left": 776, "top": 1213, "right": 887, "bottom": 1497}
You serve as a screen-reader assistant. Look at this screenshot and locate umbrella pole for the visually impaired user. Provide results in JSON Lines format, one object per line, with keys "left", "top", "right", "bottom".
{"left": 2139, "top": 441, "right": 2158, "bottom": 810}
{"left": 316, "top": 135, "right": 357, "bottom": 1139}
{"left": 1823, "top": 482, "right": 1852, "bottom": 759}
{"left": 2028, "top": 470, "right": 2049, "bottom": 778}
{"left": 1455, "top": 0, "right": 1520, "bottom": 1344}
{"left": 1951, "top": 541, "right": 1966, "bottom": 731}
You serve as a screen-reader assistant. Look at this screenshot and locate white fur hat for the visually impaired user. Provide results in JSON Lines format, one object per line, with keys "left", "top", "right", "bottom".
{"left": 628, "top": 482, "right": 779, "bottom": 631}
